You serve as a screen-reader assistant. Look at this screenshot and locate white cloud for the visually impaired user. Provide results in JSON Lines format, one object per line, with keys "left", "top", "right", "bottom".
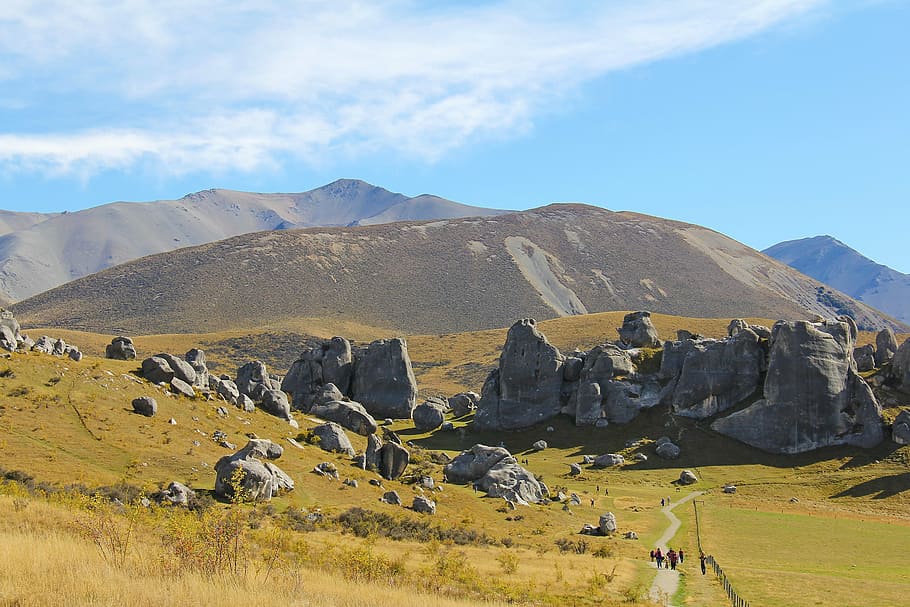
{"left": 0, "top": 0, "right": 827, "bottom": 177}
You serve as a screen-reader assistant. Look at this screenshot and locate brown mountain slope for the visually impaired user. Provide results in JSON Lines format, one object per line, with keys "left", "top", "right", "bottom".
{"left": 12, "top": 204, "right": 901, "bottom": 334}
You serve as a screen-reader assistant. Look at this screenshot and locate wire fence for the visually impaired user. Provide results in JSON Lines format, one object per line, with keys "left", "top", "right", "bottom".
{"left": 693, "top": 500, "right": 751, "bottom": 607}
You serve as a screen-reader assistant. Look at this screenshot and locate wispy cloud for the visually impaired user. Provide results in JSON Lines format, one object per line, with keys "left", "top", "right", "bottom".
{"left": 0, "top": 0, "right": 826, "bottom": 177}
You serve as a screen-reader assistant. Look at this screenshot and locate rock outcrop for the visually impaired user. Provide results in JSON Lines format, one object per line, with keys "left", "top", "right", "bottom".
{"left": 214, "top": 439, "right": 293, "bottom": 501}
{"left": 310, "top": 399, "right": 377, "bottom": 436}
{"left": 875, "top": 328, "right": 898, "bottom": 367}
{"left": 105, "top": 336, "right": 137, "bottom": 360}
{"left": 362, "top": 433, "right": 409, "bottom": 480}
{"left": 892, "top": 410, "right": 910, "bottom": 445}
{"left": 412, "top": 398, "right": 447, "bottom": 431}
{"left": 617, "top": 311, "right": 660, "bottom": 348}
{"left": 312, "top": 422, "right": 356, "bottom": 457}
{"left": 853, "top": 344, "right": 876, "bottom": 372}
{"left": 712, "top": 318, "right": 884, "bottom": 454}
{"left": 888, "top": 338, "right": 910, "bottom": 389}
{"left": 132, "top": 396, "right": 157, "bottom": 417}
{"left": 474, "top": 319, "right": 565, "bottom": 430}
{"left": 444, "top": 444, "right": 545, "bottom": 505}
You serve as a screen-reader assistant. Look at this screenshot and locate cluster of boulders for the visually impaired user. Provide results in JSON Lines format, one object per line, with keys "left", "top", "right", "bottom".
{"left": 444, "top": 444, "right": 546, "bottom": 506}
{"left": 282, "top": 337, "right": 418, "bottom": 419}
{"left": 852, "top": 328, "right": 898, "bottom": 372}
{"left": 472, "top": 312, "right": 906, "bottom": 455}
{"left": 105, "top": 336, "right": 137, "bottom": 360}
{"left": 0, "top": 310, "right": 83, "bottom": 360}
{"left": 214, "top": 439, "right": 294, "bottom": 501}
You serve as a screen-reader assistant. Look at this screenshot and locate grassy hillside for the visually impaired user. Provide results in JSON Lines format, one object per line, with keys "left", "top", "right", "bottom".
{"left": 1, "top": 312, "right": 909, "bottom": 606}
{"left": 14, "top": 204, "right": 903, "bottom": 336}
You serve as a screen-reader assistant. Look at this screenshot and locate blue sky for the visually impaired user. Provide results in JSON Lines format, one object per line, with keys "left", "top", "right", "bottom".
{"left": 0, "top": 1, "right": 907, "bottom": 272}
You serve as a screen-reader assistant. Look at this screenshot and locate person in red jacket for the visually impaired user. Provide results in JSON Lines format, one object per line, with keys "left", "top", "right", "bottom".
{"left": 667, "top": 549, "right": 678, "bottom": 570}
{"left": 655, "top": 548, "right": 664, "bottom": 569}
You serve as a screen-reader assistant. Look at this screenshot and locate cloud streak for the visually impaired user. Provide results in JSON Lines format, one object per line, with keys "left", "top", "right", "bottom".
{"left": 0, "top": 0, "right": 826, "bottom": 177}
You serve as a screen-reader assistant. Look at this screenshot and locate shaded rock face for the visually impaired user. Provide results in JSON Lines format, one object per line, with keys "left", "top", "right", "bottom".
{"left": 875, "top": 328, "right": 898, "bottom": 367}
{"left": 573, "top": 344, "right": 637, "bottom": 425}
{"left": 156, "top": 353, "right": 197, "bottom": 387}
{"left": 443, "top": 444, "right": 511, "bottom": 484}
{"left": 889, "top": 338, "right": 910, "bottom": 390}
{"left": 260, "top": 389, "right": 292, "bottom": 421}
{"left": 669, "top": 329, "right": 764, "bottom": 419}
{"left": 312, "top": 422, "right": 356, "bottom": 457}
{"left": 106, "top": 336, "right": 136, "bottom": 360}
{"left": 310, "top": 400, "right": 377, "bottom": 436}
{"left": 853, "top": 344, "right": 876, "bottom": 373}
{"left": 362, "top": 433, "right": 409, "bottom": 480}
{"left": 214, "top": 439, "right": 293, "bottom": 501}
{"left": 448, "top": 392, "right": 479, "bottom": 417}
{"left": 352, "top": 338, "right": 418, "bottom": 419}
{"left": 185, "top": 348, "right": 209, "bottom": 388}
{"left": 412, "top": 399, "right": 447, "bottom": 430}
{"left": 617, "top": 311, "right": 660, "bottom": 348}
{"left": 474, "top": 319, "right": 565, "bottom": 431}
{"left": 236, "top": 361, "right": 271, "bottom": 400}
{"left": 132, "top": 396, "right": 157, "bottom": 417}
{"left": 893, "top": 410, "right": 910, "bottom": 445}
{"left": 444, "top": 444, "right": 544, "bottom": 505}
{"left": 141, "top": 356, "right": 174, "bottom": 384}
{"left": 712, "top": 319, "right": 884, "bottom": 454}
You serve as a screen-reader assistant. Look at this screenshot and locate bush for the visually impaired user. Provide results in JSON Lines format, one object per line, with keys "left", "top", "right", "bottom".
{"left": 555, "top": 537, "right": 588, "bottom": 554}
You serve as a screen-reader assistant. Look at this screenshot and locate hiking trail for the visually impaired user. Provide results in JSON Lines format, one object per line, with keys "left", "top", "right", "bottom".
{"left": 648, "top": 491, "right": 703, "bottom": 606}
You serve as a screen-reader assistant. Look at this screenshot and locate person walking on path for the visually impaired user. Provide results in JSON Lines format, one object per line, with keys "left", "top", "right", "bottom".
{"left": 667, "top": 549, "right": 678, "bottom": 570}
{"left": 650, "top": 550, "right": 655, "bottom": 562}
{"left": 699, "top": 552, "right": 707, "bottom": 575}
{"left": 655, "top": 549, "right": 664, "bottom": 569}
{"left": 661, "top": 498, "right": 665, "bottom": 507}
{"left": 678, "top": 548, "right": 684, "bottom": 563}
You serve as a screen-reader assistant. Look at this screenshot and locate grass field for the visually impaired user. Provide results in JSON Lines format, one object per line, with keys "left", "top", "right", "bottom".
{"left": 2, "top": 310, "right": 909, "bottom": 606}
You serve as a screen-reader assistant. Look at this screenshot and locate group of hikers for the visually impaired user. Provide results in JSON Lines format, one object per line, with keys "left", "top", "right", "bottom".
{"left": 649, "top": 548, "right": 709, "bottom": 575}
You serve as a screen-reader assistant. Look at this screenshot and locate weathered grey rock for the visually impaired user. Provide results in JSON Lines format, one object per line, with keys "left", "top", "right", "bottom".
{"left": 155, "top": 353, "right": 197, "bottom": 387}
{"left": 365, "top": 434, "right": 383, "bottom": 471}
{"left": 679, "top": 470, "right": 698, "bottom": 485}
{"left": 448, "top": 392, "right": 479, "bottom": 417}
{"left": 875, "top": 328, "right": 898, "bottom": 367}
{"left": 350, "top": 338, "right": 418, "bottom": 419}
{"left": 141, "top": 356, "right": 175, "bottom": 384}
{"left": 379, "top": 441, "right": 410, "bottom": 480}
{"left": 132, "top": 396, "right": 157, "bottom": 417}
{"left": 412, "top": 495, "right": 437, "bottom": 514}
{"left": 311, "top": 399, "right": 377, "bottom": 436}
{"left": 259, "top": 389, "right": 293, "bottom": 421}
{"left": 569, "top": 493, "right": 582, "bottom": 506}
{"left": 593, "top": 453, "right": 624, "bottom": 468}
{"left": 670, "top": 329, "right": 764, "bottom": 419}
{"left": 475, "top": 458, "right": 546, "bottom": 505}
{"left": 602, "top": 380, "right": 660, "bottom": 424}
{"left": 282, "top": 350, "right": 324, "bottom": 411}
{"left": 214, "top": 439, "right": 292, "bottom": 501}
{"left": 412, "top": 399, "right": 447, "bottom": 431}
{"left": 17, "top": 334, "right": 34, "bottom": 351}
{"left": 722, "top": 484, "right": 737, "bottom": 494}
{"left": 312, "top": 422, "right": 356, "bottom": 457}
{"left": 563, "top": 356, "right": 584, "bottom": 382}
{"left": 599, "top": 512, "right": 617, "bottom": 535}
{"left": 440, "top": 421, "right": 455, "bottom": 432}
{"left": 185, "top": 348, "right": 209, "bottom": 387}
{"left": 531, "top": 439, "right": 547, "bottom": 451}
{"left": 573, "top": 344, "right": 636, "bottom": 425}
{"left": 617, "top": 311, "right": 660, "bottom": 348}
{"left": 568, "top": 463, "right": 582, "bottom": 476}
{"left": 582, "top": 455, "right": 596, "bottom": 465}
{"left": 154, "top": 481, "right": 196, "bottom": 506}
{"left": 381, "top": 490, "right": 402, "bottom": 505}
{"left": 67, "top": 347, "right": 83, "bottom": 362}
{"left": 655, "top": 441, "right": 681, "bottom": 460}
{"left": 314, "top": 383, "right": 345, "bottom": 407}
{"left": 31, "top": 335, "right": 55, "bottom": 354}
{"left": 853, "top": 344, "right": 876, "bottom": 372}
{"left": 236, "top": 393, "right": 255, "bottom": 412}
{"left": 170, "top": 377, "right": 195, "bottom": 398}
{"left": 313, "top": 462, "right": 340, "bottom": 479}
{"left": 893, "top": 410, "right": 910, "bottom": 445}
{"left": 105, "top": 336, "right": 136, "bottom": 360}
{"left": 713, "top": 318, "right": 885, "bottom": 454}
{"left": 343, "top": 478, "right": 358, "bottom": 488}
{"left": 236, "top": 361, "right": 269, "bottom": 400}
{"left": 444, "top": 444, "right": 512, "bottom": 484}
{"left": 212, "top": 378, "right": 241, "bottom": 404}
{"left": 474, "top": 319, "right": 565, "bottom": 431}
{"left": 889, "top": 338, "right": 910, "bottom": 389}
{"left": 322, "top": 336, "right": 353, "bottom": 394}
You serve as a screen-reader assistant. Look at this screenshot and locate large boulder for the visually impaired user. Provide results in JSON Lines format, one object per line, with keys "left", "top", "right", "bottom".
{"left": 132, "top": 396, "right": 157, "bottom": 417}
{"left": 155, "top": 353, "right": 197, "bottom": 387}
{"left": 141, "top": 356, "right": 175, "bottom": 384}
{"left": 106, "top": 336, "right": 137, "bottom": 360}
{"left": 351, "top": 338, "right": 418, "bottom": 419}
{"left": 875, "top": 328, "right": 898, "bottom": 367}
{"left": 170, "top": 377, "right": 195, "bottom": 398}
{"left": 0, "top": 324, "right": 18, "bottom": 352}
{"left": 412, "top": 495, "right": 437, "bottom": 514}
{"left": 617, "top": 311, "right": 660, "bottom": 348}
{"left": 893, "top": 410, "right": 910, "bottom": 445}
{"left": 889, "top": 338, "right": 910, "bottom": 390}
{"left": 310, "top": 399, "right": 377, "bottom": 435}
{"left": 713, "top": 319, "right": 885, "bottom": 454}
{"left": 444, "top": 444, "right": 512, "bottom": 484}
{"left": 474, "top": 458, "right": 546, "bottom": 505}
{"left": 853, "top": 345, "right": 876, "bottom": 373}
{"left": 322, "top": 337, "right": 354, "bottom": 395}
{"left": 282, "top": 350, "right": 324, "bottom": 410}
{"left": 669, "top": 329, "right": 764, "bottom": 419}
{"left": 474, "top": 319, "right": 565, "bottom": 431}
{"left": 214, "top": 439, "right": 293, "bottom": 501}
{"left": 593, "top": 453, "right": 624, "bottom": 468}
{"left": 573, "top": 344, "right": 636, "bottom": 426}
{"left": 236, "top": 361, "right": 271, "bottom": 400}
{"left": 412, "top": 399, "right": 447, "bottom": 431}
{"left": 378, "top": 441, "right": 410, "bottom": 480}
{"left": 599, "top": 512, "right": 618, "bottom": 535}
{"left": 185, "top": 348, "right": 209, "bottom": 388}
{"left": 448, "top": 392, "right": 479, "bottom": 417}
{"left": 153, "top": 481, "right": 196, "bottom": 506}
{"left": 312, "top": 422, "right": 356, "bottom": 457}
{"left": 259, "top": 389, "right": 293, "bottom": 422}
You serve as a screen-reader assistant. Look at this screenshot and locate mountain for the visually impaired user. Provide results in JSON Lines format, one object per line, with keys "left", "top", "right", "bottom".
{"left": 13, "top": 204, "right": 901, "bottom": 335}
{"left": 764, "top": 236, "right": 910, "bottom": 325}
{"left": 0, "top": 179, "right": 504, "bottom": 302}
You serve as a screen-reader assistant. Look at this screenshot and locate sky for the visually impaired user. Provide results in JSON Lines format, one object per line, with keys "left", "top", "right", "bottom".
{"left": 0, "top": 0, "right": 907, "bottom": 272}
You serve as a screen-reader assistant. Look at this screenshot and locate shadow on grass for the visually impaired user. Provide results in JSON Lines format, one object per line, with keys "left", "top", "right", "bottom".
{"left": 831, "top": 472, "right": 910, "bottom": 499}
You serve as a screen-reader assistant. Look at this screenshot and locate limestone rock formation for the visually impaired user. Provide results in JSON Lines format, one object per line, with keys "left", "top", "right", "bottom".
{"left": 153, "top": 481, "right": 196, "bottom": 506}
{"left": 351, "top": 338, "right": 418, "bottom": 419}
{"left": 141, "top": 356, "right": 175, "bottom": 384}
{"left": 617, "top": 311, "right": 660, "bottom": 348}
{"left": 712, "top": 318, "right": 884, "bottom": 454}
{"left": 214, "top": 439, "right": 293, "bottom": 501}
{"left": 679, "top": 470, "right": 698, "bottom": 485}
{"left": 875, "top": 328, "right": 898, "bottom": 367}
{"left": 312, "top": 422, "right": 356, "bottom": 457}
{"left": 170, "top": 377, "right": 195, "bottom": 398}
{"left": 443, "top": 444, "right": 511, "bottom": 484}
{"left": 892, "top": 410, "right": 910, "bottom": 445}
{"left": 310, "top": 399, "right": 377, "bottom": 436}
{"left": 361, "top": 433, "right": 409, "bottom": 480}
{"left": 474, "top": 319, "right": 565, "bottom": 431}
{"left": 132, "top": 396, "right": 157, "bottom": 417}
{"left": 593, "top": 453, "right": 624, "bottom": 468}
{"left": 445, "top": 444, "right": 545, "bottom": 505}
{"left": 448, "top": 392, "right": 479, "bottom": 417}
{"left": 599, "top": 512, "right": 618, "bottom": 535}
{"left": 185, "top": 348, "right": 209, "bottom": 387}
{"left": 156, "top": 353, "right": 197, "bottom": 387}
{"left": 888, "top": 338, "right": 910, "bottom": 389}
{"left": 412, "top": 398, "right": 447, "bottom": 431}
{"left": 853, "top": 344, "right": 876, "bottom": 373}
{"left": 412, "top": 495, "right": 437, "bottom": 514}
{"left": 106, "top": 336, "right": 137, "bottom": 360}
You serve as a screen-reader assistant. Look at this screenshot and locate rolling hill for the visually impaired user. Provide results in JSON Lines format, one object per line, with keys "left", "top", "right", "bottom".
{"left": 0, "top": 179, "right": 503, "bottom": 302}
{"left": 764, "top": 235, "right": 910, "bottom": 325}
{"left": 12, "top": 204, "right": 902, "bottom": 335}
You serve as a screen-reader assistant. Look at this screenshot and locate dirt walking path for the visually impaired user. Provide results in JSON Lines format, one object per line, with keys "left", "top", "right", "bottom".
{"left": 648, "top": 491, "right": 703, "bottom": 606}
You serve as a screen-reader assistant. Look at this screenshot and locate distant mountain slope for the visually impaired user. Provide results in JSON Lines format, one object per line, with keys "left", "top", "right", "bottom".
{"left": 14, "top": 204, "right": 901, "bottom": 335}
{"left": 0, "top": 179, "right": 503, "bottom": 301}
{"left": 764, "top": 236, "right": 910, "bottom": 325}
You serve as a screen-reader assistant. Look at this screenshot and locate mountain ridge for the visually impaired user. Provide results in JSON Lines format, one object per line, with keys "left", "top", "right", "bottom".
{"left": 764, "top": 235, "right": 910, "bottom": 325}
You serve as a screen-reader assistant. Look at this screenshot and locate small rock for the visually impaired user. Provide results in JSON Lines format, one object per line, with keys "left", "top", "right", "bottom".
{"left": 624, "top": 531, "right": 638, "bottom": 540}
{"left": 313, "top": 462, "right": 339, "bottom": 479}
{"left": 168, "top": 418, "right": 177, "bottom": 425}
{"left": 531, "top": 439, "right": 548, "bottom": 451}
{"left": 722, "top": 484, "right": 737, "bottom": 494}
{"left": 381, "top": 490, "right": 402, "bottom": 505}
{"left": 343, "top": 478, "right": 359, "bottom": 488}
{"left": 679, "top": 470, "right": 698, "bottom": 485}
{"left": 132, "top": 396, "right": 157, "bottom": 417}
{"left": 568, "top": 463, "right": 582, "bottom": 476}
{"left": 412, "top": 495, "right": 436, "bottom": 514}
{"left": 593, "top": 453, "right": 624, "bottom": 468}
